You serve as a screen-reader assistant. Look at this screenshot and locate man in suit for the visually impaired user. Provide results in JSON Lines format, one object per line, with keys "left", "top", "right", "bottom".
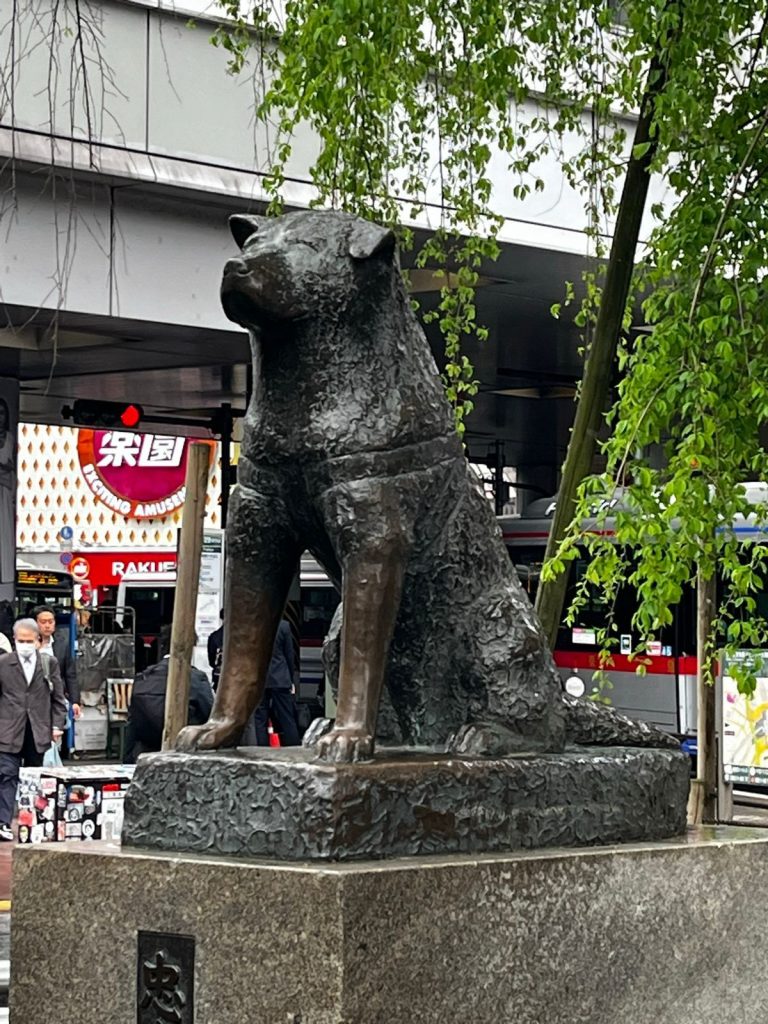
{"left": 34, "top": 606, "right": 80, "bottom": 718}
{"left": 0, "top": 618, "right": 67, "bottom": 841}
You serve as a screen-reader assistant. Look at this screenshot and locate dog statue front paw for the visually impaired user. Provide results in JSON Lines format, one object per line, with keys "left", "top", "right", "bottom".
{"left": 176, "top": 718, "right": 242, "bottom": 752}
{"left": 315, "top": 726, "right": 374, "bottom": 763}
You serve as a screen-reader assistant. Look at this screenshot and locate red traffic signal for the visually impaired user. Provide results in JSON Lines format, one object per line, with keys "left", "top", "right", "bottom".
{"left": 63, "top": 399, "right": 145, "bottom": 430}
{"left": 120, "top": 404, "right": 142, "bottom": 428}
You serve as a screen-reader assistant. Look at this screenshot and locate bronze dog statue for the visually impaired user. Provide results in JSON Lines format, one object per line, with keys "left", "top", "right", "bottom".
{"left": 177, "top": 210, "right": 676, "bottom": 762}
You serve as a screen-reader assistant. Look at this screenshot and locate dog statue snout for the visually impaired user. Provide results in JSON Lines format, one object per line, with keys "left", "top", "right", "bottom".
{"left": 223, "top": 257, "right": 250, "bottom": 278}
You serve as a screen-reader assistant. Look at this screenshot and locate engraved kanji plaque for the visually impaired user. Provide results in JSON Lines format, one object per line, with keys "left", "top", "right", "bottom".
{"left": 137, "top": 930, "right": 194, "bottom": 1024}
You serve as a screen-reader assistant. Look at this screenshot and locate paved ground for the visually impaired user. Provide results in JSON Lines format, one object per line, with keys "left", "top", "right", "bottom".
{"left": 0, "top": 913, "right": 8, "bottom": 1010}
{"left": 0, "top": 845, "right": 10, "bottom": 907}
{"left": 731, "top": 806, "right": 768, "bottom": 827}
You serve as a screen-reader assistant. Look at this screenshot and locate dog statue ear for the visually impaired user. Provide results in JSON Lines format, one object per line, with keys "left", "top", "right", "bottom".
{"left": 229, "top": 214, "right": 265, "bottom": 250}
{"left": 348, "top": 221, "right": 396, "bottom": 261}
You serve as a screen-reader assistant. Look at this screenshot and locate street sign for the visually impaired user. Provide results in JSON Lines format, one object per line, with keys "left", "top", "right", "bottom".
{"left": 68, "top": 556, "right": 91, "bottom": 582}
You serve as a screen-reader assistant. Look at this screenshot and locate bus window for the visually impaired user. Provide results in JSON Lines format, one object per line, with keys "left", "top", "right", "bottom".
{"left": 15, "top": 569, "right": 76, "bottom": 651}
{"left": 16, "top": 568, "right": 74, "bottom": 615}
{"left": 556, "top": 556, "right": 635, "bottom": 651}
{"left": 299, "top": 583, "right": 339, "bottom": 697}
{"left": 121, "top": 585, "right": 175, "bottom": 671}
{"left": 504, "top": 546, "right": 695, "bottom": 658}
{"left": 300, "top": 585, "right": 340, "bottom": 641}
{"left": 556, "top": 557, "right": 696, "bottom": 658}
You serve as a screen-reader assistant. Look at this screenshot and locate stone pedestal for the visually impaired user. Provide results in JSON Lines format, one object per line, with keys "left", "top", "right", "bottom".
{"left": 121, "top": 745, "right": 689, "bottom": 860}
{"left": 11, "top": 826, "right": 768, "bottom": 1024}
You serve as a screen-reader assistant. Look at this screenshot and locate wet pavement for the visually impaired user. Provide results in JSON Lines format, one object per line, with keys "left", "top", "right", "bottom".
{"left": 732, "top": 806, "right": 768, "bottom": 827}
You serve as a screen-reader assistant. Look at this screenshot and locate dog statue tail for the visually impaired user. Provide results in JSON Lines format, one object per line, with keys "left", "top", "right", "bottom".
{"left": 563, "top": 693, "right": 680, "bottom": 750}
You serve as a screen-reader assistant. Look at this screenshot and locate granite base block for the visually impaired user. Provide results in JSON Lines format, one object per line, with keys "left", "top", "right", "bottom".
{"left": 121, "top": 745, "right": 689, "bottom": 860}
{"left": 10, "top": 827, "right": 768, "bottom": 1024}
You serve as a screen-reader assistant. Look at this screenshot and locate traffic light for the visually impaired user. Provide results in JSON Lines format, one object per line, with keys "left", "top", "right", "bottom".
{"left": 62, "top": 399, "right": 144, "bottom": 430}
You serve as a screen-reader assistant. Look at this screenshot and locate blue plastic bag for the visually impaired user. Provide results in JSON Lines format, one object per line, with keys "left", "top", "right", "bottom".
{"left": 42, "top": 743, "right": 62, "bottom": 768}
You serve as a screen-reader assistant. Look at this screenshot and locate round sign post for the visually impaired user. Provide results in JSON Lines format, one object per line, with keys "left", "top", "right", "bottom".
{"left": 68, "top": 556, "right": 91, "bottom": 582}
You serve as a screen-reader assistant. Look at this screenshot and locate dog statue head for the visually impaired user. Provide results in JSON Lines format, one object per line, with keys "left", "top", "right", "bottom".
{"left": 221, "top": 210, "right": 396, "bottom": 328}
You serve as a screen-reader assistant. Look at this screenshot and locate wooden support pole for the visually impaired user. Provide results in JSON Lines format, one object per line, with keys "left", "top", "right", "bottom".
{"left": 688, "top": 568, "right": 717, "bottom": 824}
{"left": 162, "top": 442, "right": 210, "bottom": 751}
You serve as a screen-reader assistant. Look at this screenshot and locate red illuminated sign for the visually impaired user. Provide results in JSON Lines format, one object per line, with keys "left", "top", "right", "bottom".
{"left": 69, "top": 551, "right": 177, "bottom": 588}
{"left": 77, "top": 430, "right": 213, "bottom": 520}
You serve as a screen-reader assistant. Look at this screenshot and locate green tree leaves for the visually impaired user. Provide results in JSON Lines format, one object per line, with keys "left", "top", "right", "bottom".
{"left": 209, "top": 0, "right": 768, "bottom": 684}
{"left": 208, "top": 0, "right": 673, "bottom": 430}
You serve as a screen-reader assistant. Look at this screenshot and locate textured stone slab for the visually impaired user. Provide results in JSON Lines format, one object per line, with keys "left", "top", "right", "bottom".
{"left": 11, "top": 827, "right": 768, "bottom": 1024}
{"left": 121, "top": 745, "right": 689, "bottom": 861}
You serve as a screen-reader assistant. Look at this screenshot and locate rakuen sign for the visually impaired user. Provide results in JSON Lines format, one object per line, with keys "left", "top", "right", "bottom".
{"left": 77, "top": 430, "right": 212, "bottom": 520}
{"left": 68, "top": 551, "right": 178, "bottom": 588}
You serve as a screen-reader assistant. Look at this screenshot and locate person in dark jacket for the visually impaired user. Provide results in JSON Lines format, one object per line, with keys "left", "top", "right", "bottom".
{"left": 126, "top": 656, "right": 214, "bottom": 761}
{"left": 207, "top": 610, "right": 224, "bottom": 690}
{"left": 253, "top": 619, "right": 300, "bottom": 746}
{"left": 0, "top": 618, "right": 67, "bottom": 840}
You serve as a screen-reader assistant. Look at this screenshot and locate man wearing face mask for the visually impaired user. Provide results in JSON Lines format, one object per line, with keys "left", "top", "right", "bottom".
{"left": 0, "top": 619, "right": 67, "bottom": 841}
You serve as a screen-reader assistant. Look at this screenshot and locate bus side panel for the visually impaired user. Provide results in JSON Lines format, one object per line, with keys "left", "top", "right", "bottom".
{"left": 554, "top": 659, "right": 680, "bottom": 734}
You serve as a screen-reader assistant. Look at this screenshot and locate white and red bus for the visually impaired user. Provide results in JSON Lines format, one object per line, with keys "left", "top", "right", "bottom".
{"left": 499, "top": 498, "right": 696, "bottom": 737}
{"left": 500, "top": 482, "right": 768, "bottom": 739}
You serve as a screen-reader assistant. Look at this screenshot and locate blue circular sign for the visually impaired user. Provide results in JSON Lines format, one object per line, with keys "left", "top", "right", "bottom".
{"left": 59, "top": 552, "right": 73, "bottom": 566}
{"left": 60, "top": 526, "right": 74, "bottom": 540}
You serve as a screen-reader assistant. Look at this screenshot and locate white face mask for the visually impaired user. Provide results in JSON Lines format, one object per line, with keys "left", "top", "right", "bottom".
{"left": 15, "top": 642, "right": 36, "bottom": 658}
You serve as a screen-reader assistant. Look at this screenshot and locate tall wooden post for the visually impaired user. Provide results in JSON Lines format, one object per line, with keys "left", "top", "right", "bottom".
{"left": 534, "top": 28, "right": 677, "bottom": 649}
{"left": 688, "top": 568, "right": 717, "bottom": 824}
{"left": 162, "top": 442, "right": 210, "bottom": 750}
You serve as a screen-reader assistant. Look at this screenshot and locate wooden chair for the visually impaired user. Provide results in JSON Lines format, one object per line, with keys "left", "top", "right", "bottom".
{"left": 106, "top": 678, "right": 133, "bottom": 763}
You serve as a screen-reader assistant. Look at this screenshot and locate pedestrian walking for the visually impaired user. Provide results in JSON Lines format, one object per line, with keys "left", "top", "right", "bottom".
{"left": 0, "top": 619, "right": 67, "bottom": 840}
